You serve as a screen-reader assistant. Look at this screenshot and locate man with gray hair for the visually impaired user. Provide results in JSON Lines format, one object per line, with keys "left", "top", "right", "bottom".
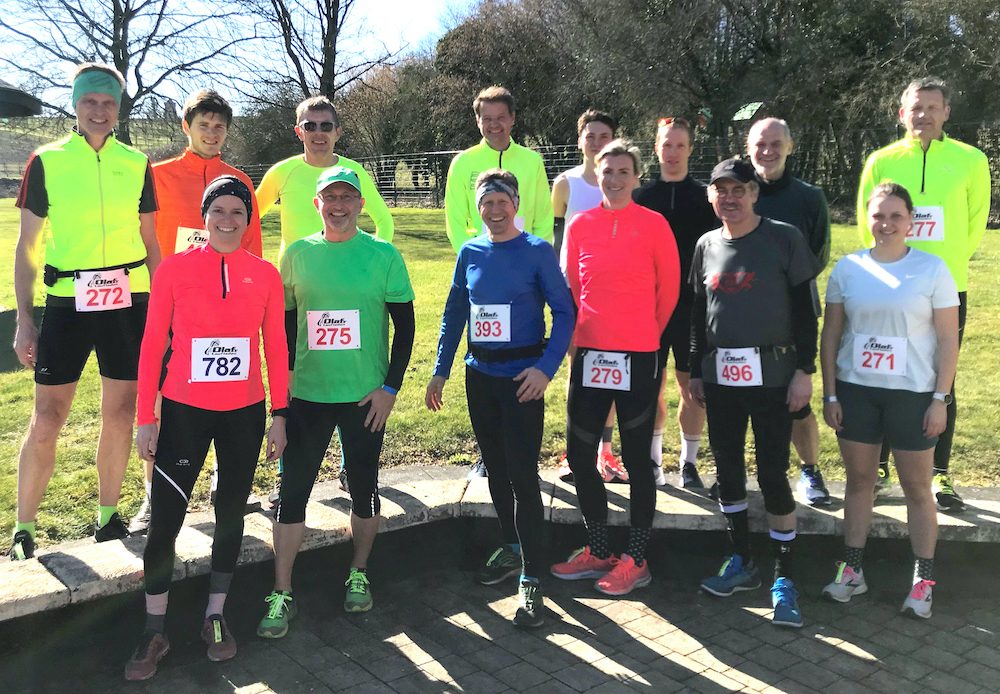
{"left": 748, "top": 117, "right": 832, "bottom": 507}
{"left": 857, "top": 77, "right": 992, "bottom": 512}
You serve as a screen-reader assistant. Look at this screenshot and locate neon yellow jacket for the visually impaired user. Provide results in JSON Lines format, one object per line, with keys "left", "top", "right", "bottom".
{"left": 444, "top": 139, "right": 553, "bottom": 253}
{"left": 857, "top": 133, "right": 991, "bottom": 291}
{"left": 30, "top": 131, "right": 152, "bottom": 297}
{"left": 257, "top": 154, "right": 394, "bottom": 257}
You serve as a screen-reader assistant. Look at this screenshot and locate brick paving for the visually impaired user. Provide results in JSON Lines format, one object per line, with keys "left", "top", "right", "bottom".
{"left": 35, "top": 537, "right": 994, "bottom": 694}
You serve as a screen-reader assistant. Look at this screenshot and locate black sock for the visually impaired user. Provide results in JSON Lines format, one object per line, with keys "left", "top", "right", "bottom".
{"left": 843, "top": 545, "right": 865, "bottom": 573}
{"left": 914, "top": 556, "right": 934, "bottom": 582}
{"left": 724, "top": 509, "right": 751, "bottom": 561}
{"left": 601, "top": 426, "right": 613, "bottom": 443}
{"left": 144, "top": 612, "right": 166, "bottom": 634}
{"left": 585, "top": 521, "right": 611, "bottom": 559}
{"left": 771, "top": 529, "right": 796, "bottom": 581}
{"left": 625, "top": 527, "right": 652, "bottom": 566}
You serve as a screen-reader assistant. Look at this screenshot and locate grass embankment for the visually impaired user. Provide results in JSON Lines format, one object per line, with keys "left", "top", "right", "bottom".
{"left": 0, "top": 200, "right": 998, "bottom": 544}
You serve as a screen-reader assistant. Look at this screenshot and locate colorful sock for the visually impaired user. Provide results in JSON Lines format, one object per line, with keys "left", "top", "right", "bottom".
{"left": 600, "top": 427, "right": 613, "bottom": 455}
{"left": 650, "top": 430, "right": 663, "bottom": 467}
{"left": 843, "top": 545, "right": 865, "bottom": 572}
{"left": 723, "top": 507, "right": 751, "bottom": 560}
{"left": 15, "top": 521, "right": 36, "bottom": 540}
{"left": 914, "top": 556, "right": 935, "bottom": 582}
{"left": 520, "top": 575, "right": 539, "bottom": 584}
{"left": 507, "top": 543, "right": 522, "bottom": 556}
{"left": 98, "top": 505, "right": 117, "bottom": 527}
{"left": 770, "top": 529, "right": 796, "bottom": 581}
{"left": 585, "top": 521, "right": 611, "bottom": 560}
{"left": 680, "top": 434, "right": 701, "bottom": 465}
{"left": 626, "top": 527, "right": 652, "bottom": 566}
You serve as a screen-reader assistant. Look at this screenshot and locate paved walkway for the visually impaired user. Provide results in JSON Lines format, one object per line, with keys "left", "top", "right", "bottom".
{"left": 12, "top": 526, "right": 999, "bottom": 694}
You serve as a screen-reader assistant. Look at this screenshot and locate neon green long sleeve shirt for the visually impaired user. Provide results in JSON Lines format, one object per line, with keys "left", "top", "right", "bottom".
{"left": 857, "top": 133, "right": 991, "bottom": 291}
{"left": 444, "top": 139, "right": 553, "bottom": 253}
{"left": 256, "top": 154, "right": 394, "bottom": 257}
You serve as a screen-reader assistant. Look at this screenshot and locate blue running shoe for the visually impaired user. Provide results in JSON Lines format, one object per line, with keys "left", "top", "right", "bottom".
{"left": 771, "top": 577, "right": 804, "bottom": 628}
{"left": 700, "top": 555, "right": 761, "bottom": 597}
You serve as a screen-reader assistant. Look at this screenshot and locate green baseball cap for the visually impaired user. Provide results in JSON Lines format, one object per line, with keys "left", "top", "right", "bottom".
{"left": 316, "top": 166, "right": 361, "bottom": 195}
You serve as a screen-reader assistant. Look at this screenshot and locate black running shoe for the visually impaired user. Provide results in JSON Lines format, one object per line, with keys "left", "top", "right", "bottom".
{"left": 95, "top": 512, "right": 131, "bottom": 542}
{"left": 9, "top": 530, "right": 35, "bottom": 561}
{"left": 681, "top": 463, "right": 705, "bottom": 489}
{"left": 513, "top": 580, "right": 544, "bottom": 628}
{"left": 477, "top": 546, "right": 521, "bottom": 585}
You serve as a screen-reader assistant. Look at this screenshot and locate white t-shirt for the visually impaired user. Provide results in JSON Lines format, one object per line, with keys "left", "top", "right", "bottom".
{"left": 826, "top": 248, "right": 958, "bottom": 392}
{"left": 560, "top": 164, "right": 603, "bottom": 272}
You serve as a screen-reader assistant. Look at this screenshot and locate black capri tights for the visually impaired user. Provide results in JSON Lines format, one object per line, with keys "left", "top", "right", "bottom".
{"left": 275, "top": 398, "right": 385, "bottom": 524}
{"left": 144, "top": 398, "right": 265, "bottom": 596}
{"left": 567, "top": 350, "right": 661, "bottom": 529}
{"left": 466, "top": 366, "right": 545, "bottom": 577}
{"left": 704, "top": 384, "right": 795, "bottom": 516}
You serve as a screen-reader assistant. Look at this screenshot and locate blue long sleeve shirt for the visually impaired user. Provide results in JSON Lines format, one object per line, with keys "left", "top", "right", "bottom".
{"left": 433, "top": 232, "right": 575, "bottom": 379}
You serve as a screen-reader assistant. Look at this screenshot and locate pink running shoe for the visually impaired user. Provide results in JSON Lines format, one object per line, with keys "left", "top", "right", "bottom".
{"left": 550, "top": 546, "right": 617, "bottom": 580}
{"left": 595, "top": 554, "right": 652, "bottom": 596}
{"left": 600, "top": 450, "right": 629, "bottom": 483}
{"left": 901, "top": 579, "right": 935, "bottom": 619}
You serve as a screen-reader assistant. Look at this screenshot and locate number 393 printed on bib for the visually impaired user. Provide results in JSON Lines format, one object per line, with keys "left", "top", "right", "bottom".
{"left": 470, "top": 304, "right": 511, "bottom": 343}
{"left": 307, "top": 310, "right": 361, "bottom": 350}
{"left": 74, "top": 269, "right": 132, "bottom": 312}
{"left": 190, "top": 337, "right": 249, "bottom": 382}
{"left": 582, "top": 351, "right": 631, "bottom": 391}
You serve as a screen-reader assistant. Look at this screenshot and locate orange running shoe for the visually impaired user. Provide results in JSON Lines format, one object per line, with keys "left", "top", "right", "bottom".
{"left": 550, "top": 546, "right": 617, "bottom": 580}
{"left": 595, "top": 554, "right": 652, "bottom": 596}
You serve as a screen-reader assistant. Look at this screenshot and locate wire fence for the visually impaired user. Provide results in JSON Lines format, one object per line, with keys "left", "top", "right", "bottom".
{"left": 3, "top": 117, "right": 998, "bottom": 219}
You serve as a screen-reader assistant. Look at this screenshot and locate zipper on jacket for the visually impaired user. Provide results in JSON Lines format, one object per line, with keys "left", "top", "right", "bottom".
{"left": 921, "top": 147, "right": 927, "bottom": 194}
{"left": 96, "top": 150, "right": 107, "bottom": 266}
{"left": 220, "top": 256, "right": 229, "bottom": 299}
{"left": 498, "top": 148, "right": 503, "bottom": 169}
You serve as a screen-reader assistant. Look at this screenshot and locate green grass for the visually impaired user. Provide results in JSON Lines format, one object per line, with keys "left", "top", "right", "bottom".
{"left": 1, "top": 199, "right": 998, "bottom": 545}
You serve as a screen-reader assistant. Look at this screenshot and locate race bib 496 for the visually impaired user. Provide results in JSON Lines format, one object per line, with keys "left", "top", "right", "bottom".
{"left": 715, "top": 348, "right": 763, "bottom": 387}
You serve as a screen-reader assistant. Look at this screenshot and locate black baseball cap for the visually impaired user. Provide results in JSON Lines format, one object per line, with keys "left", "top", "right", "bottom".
{"left": 709, "top": 157, "right": 756, "bottom": 185}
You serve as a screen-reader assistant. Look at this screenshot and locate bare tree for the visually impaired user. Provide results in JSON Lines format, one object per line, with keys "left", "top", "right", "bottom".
{"left": 0, "top": 0, "right": 258, "bottom": 144}
{"left": 241, "top": 0, "right": 398, "bottom": 99}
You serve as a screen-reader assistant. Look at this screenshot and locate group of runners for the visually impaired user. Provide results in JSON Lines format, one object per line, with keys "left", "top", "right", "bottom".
{"left": 8, "top": 64, "right": 991, "bottom": 680}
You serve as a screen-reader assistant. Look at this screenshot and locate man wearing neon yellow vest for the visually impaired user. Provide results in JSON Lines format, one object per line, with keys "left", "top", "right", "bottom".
{"left": 857, "top": 76, "right": 991, "bottom": 513}
{"left": 11, "top": 63, "right": 161, "bottom": 560}
{"left": 257, "top": 95, "right": 394, "bottom": 257}
{"left": 444, "top": 86, "right": 553, "bottom": 254}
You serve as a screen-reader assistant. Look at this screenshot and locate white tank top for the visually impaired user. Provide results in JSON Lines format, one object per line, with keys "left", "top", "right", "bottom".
{"left": 563, "top": 164, "right": 603, "bottom": 222}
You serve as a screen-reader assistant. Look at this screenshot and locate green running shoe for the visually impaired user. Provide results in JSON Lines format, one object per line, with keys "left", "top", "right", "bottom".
{"left": 344, "top": 568, "right": 373, "bottom": 613}
{"left": 256, "top": 590, "right": 296, "bottom": 638}
{"left": 477, "top": 546, "right": 521, "bottom": 585}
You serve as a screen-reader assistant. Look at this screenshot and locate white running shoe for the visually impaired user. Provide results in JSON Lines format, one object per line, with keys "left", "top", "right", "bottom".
{"left": 901, "top": 579, "right": 934, "bottom": 618}
{"left": 652, "top": 463, "right": 666, "bottom": 486}
{"left": 821, "top": 562, "right": 868, "bottom": 603}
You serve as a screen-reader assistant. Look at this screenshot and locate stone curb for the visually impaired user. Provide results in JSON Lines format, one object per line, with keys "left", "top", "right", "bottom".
{"left": 3, "top": 465, "right": 999, "bottom": 623}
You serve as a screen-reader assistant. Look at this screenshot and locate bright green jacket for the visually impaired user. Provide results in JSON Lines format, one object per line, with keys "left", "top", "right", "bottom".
{"left": 257, "top": 154, "right": 394, "bottom": 257}
{"left": 34, "top": 131, "right": 151, "bottom": 297}
{"left": 857, "top": 133, "right": 991, "bottom": 291}
{"left": 444, "top": 139, "right": 553, "bottom": 253}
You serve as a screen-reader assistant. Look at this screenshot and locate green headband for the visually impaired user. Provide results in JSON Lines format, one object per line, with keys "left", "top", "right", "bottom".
{"left": 72, "top": 71, "right": 123, "bottom": 108}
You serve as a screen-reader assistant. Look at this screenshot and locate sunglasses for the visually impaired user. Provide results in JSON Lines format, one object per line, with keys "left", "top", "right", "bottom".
{"left": 299, "top": 121, "right": 336, "bottom": 132}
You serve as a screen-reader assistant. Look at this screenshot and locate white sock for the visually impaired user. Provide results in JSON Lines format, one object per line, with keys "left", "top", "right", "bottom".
{"left": 680, "top": 434, "right": 701, "bottom": 465}
{"left": 145, "top": 591, "right": 168, "bottom": 615}
{"left": 144, "top": 480, "right": 152, "bottom": 496}
{"left": 650, "top": 430, "right": 664, "bottom": 467}
{"left": 205, "top": 592, "right": 227, "bottom": 617}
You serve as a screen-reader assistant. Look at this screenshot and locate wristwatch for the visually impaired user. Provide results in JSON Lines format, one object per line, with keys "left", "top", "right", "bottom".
{"left": 932, "top": 392, "right": 953, "bottom": 405}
